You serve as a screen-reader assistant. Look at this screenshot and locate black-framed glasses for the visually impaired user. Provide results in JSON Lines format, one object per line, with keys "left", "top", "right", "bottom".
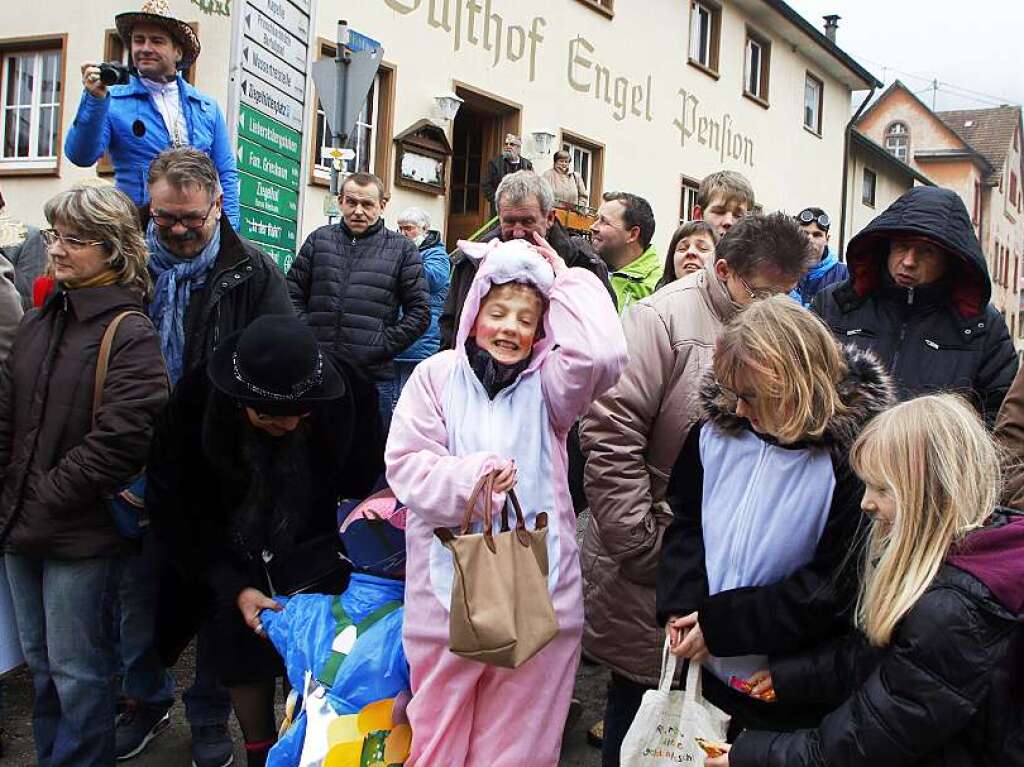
{"left": 151, "top": 201, "right": 217, "bottom": 230}
{"left": 41, "top": 229, "right": 105, "bottom": 251}
{"left": 797, "top": 209, "right": 831, "bottom": 230}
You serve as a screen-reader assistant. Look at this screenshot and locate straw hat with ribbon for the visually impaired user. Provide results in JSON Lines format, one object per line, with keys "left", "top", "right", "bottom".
{"left": 115, "top": 0, "right": 201, "bottom": 71}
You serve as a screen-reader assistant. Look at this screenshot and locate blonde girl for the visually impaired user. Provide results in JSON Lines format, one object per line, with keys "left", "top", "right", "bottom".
{"left": 656, "top": 295, "right": 895, "bottom": 735}
{"left": 714, "top": 394, "right": 1024, "bottom": 767}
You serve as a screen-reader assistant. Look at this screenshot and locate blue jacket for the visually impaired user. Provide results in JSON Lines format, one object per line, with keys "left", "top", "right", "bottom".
{"left": 791, "top": 246, "right": 848, "bottom": 308}
{"left": 64, "top": 76, "right": 239, "bottom": 228}
{"left": 397, "top": 230, "right": 450, "bottom": 361}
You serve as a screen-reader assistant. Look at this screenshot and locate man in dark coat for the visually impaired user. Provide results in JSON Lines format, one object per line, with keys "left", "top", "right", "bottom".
{"left": 483, "top": 134, "right": 534, "bottom": 217}
{"left": 439, "top": 170, "right": 615, "bottom": 351}
{"left": 286, "top": 172, "right": 429, "bottom": 432}
{"left": 813, "top": 186, "right": 1017, "bottom": 425}
{"left": 116, "top": 146, "right": 294, "bottom": 765}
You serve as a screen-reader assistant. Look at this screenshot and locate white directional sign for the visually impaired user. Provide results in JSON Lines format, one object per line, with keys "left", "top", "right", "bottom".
{"left": 230, "top": 0, "right": 314, "bottom": 264}
{"left": 241, "top": 7, "right": 307, "bottom": 72}
{"left": 239, "top": 75, "right": 304, "bottom": 132}
{"left": 241, "top": 41, "right": 305, "bottom": 102}
{"left": 245, "top": 0, "right": 309, "bottom": 42}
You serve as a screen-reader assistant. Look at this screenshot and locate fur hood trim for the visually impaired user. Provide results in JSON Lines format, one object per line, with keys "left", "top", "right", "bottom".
{"left": 699, "top": 344, "right": 895, "bottom": 451}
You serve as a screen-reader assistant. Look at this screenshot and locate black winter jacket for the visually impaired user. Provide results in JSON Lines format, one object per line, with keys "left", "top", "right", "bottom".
{"left": 657, "top": 347, "right": 895, "bottom": 731}
{"left": 147, "top": 355, "right": 384, "bottom": 643}
{"left": 141, "top": 210, "right": 294, "bottom": 377}
{"left": 438, "top": 220, "right": 615, "bottom": 350}
{"left": 812, "top": 186, "right": 1017, "bottom": 424}
{"left": 731, "top": 511, "right": 1024, "bottom": 767}
{"left": 286, "top": 219, "right": 429, "bottom": 380}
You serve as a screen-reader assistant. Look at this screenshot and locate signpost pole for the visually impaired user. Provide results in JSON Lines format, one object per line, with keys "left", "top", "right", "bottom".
{"left": 328, "top": 20, "right": 351, "bottom": 223}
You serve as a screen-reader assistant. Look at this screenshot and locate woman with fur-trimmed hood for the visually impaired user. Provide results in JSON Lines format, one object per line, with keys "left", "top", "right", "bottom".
{"left": 385, "top": 234, "right": 627, "bottom": 766}
{"left": 656, "top": 296, "right": 895, "bottom": 736}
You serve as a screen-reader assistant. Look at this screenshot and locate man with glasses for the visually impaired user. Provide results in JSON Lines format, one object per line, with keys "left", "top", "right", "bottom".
{"left": 483, "top": 134, "right": 534, "bottom": 218}
{"left": 65, "top": 0, "right": 239, "bottom": 227}
{"left": 113, "top": 147, "right": 291, "bottom": 766}
{"left": 579, "top": 213, "right": 815, "bottom": 767}
{"left": 791, "top": 207, "right": 847, "bottom": 307}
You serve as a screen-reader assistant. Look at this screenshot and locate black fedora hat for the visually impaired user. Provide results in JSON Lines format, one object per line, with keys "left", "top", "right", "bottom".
{"left": 208, "top": 315, "right": 345, "bottom": 415}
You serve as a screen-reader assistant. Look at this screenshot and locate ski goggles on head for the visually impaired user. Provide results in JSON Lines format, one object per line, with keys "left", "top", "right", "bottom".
{"left": 797, "top": 209, "right": 830, "bottom": 230}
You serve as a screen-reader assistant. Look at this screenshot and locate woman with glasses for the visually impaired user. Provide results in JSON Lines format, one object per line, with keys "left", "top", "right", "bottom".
{"left": 542, "top": 150, "right": 589, "bottom": 209}
{"left": 655, "top": 296, "right": 894, "bottom": 738}
{"left": 0, "top": 181, "right": 168, "bottom": 766}
{"left": 147, "top": 315, "right": 384, "bottom": 766}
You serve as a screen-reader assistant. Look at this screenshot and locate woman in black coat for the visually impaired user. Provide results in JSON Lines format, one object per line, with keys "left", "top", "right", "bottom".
{"left": 147, "top": 315, "right": 383, "bottom": 766}
{"left": 656, "top": 297, "right": 894, "bottom": 735}
{"left": 714, "top": 395, "right": 1024, "bottom": 767}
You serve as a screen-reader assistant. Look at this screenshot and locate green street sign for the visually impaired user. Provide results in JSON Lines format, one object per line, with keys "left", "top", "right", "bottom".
{"left": 240, "top": 205, "right": 297, "bottom": 250}
{"left": 237, "top": 137, "right": 299, "bottom": 191}
{"left": 239, "top": 172, "right": 298, "bottom": 220}
{"left": 238, "top": 103, "right": 301, "bottom": 162}
{"left": 260, "top": 242, "right": 297, "bottom": 273}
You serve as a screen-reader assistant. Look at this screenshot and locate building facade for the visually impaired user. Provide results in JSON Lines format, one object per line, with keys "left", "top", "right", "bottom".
{"left": 1, "top": 0, "right": 878, "bottom": 261}
{"left": 857, "top": 81, "right": 1024, "bottom": 344}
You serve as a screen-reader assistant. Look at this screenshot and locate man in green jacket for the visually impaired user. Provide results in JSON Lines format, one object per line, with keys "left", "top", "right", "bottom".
{"left": 590, "top": 191, "right": 661, "bottom": 312}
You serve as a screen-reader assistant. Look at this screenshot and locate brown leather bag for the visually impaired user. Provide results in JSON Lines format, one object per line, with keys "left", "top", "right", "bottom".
{"left": 434, "top": 471, "right": 559, "bottom": 668}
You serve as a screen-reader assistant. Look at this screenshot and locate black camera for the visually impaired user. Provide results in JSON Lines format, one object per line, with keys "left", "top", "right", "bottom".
{"left": 98, "top": 62, "right": 131, "bottom": 86}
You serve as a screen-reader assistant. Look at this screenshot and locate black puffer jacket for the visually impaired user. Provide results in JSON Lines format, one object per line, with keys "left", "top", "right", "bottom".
{"left": 286, "top": 219, "right": 429, "bottom": 380}
{"left": 731, "top": 511, "right": 1024, "bottom": 767}
{"left": 438, "top": 219, "right": 615, "bottom": 350}
{"left": 141, "top": 210, "right": 294, "bottom": 377}
{"left": 812, "top": 186, "right": 1017, "bottom": 424}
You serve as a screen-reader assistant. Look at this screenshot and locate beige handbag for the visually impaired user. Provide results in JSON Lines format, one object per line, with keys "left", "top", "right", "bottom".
{"left": 434, "top": 471, "right": 559, "bottom": 668}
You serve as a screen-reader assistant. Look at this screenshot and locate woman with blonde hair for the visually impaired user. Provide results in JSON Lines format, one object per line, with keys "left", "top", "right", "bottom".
{"left": 656, "top": 295, "right": 894, "bottom": 735}
{"left": 0, "top": 181, "right": 167, "bottom": 766}
{"left": 712, "top": 394, "right": 1024, "bottom": 766}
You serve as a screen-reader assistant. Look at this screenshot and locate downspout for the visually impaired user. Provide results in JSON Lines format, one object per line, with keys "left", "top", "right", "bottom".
{"left": 839, "top": 85, "right": 877, "bottom": 257}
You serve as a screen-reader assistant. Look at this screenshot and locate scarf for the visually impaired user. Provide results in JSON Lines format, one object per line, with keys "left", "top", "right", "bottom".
{"left": 465, "top": 337, "right": 533, "bottom": 399}
{"left": 62, "top": 270, "right": 119, "bottom": 291}
{"left": 146, "top": 219, "right": 221, "bottom": 384}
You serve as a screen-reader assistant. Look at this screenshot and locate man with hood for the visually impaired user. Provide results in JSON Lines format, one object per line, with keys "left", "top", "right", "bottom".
{"left": 813, "top": 186, "right": 1017, "bottom": 424}
{"left": 791, "top": 207, "right": 847, "bottom": 307}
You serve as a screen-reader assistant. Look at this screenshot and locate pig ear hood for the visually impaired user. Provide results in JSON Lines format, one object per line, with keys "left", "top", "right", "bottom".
{"left": 455, "top": 239, "right": 556, "bottom": 350}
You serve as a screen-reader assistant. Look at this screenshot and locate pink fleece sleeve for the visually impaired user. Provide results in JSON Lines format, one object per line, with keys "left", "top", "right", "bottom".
{"left": 385, "top": 353, "right": 505, "bottom": 528}
{"left": 541, "top": 268, "right": 629, "bottom": 435}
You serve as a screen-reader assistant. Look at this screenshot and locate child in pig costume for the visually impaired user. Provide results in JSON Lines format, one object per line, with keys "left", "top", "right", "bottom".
{"left": 385, "top": 234, "right": 627, "bottom": 766}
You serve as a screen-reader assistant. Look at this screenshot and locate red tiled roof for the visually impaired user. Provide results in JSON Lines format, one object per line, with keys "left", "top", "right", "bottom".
{"left": 937, "top": 105, "right": 1022, "bottom": 177}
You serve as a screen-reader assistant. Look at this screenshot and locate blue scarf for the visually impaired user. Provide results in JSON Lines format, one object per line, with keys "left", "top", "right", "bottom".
{"left": 146, "top": 219, "right": 221, "bottom": 384}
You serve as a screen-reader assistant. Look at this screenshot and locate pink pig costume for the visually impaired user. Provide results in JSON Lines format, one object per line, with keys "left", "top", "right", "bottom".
{"left": 385, "top": 238, "right": 628, "bottom": 766}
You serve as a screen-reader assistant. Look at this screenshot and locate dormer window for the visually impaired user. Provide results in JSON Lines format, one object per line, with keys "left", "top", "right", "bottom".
{"left": 885, "top": 121, "right": 910, "bottom": 161}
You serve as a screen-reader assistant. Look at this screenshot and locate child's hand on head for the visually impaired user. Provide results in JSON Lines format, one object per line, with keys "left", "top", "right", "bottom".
{"left": 531, "top": 232, "right": 568, "bottom": 276}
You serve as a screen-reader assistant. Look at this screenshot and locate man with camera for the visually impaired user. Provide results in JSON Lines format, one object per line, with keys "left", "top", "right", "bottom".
{"left": 64, "top": 0, "right": 239, "bottom": 227}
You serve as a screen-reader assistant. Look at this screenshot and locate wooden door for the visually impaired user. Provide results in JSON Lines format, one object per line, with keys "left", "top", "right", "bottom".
{"left": 446, "top": 108, "right": 488, "bottom": 250}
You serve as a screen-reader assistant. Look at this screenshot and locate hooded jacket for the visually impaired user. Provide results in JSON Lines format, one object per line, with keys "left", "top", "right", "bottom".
{"left": 286, "top": 219, "right": 430, "bottom": 381}
{"left": 64, "top": 76, "right": 240, "bottom": 227}
{"left": 396, "top": 230, "right": 449, "bottom": 362}
{"left": 438, "top": 220, "right": 615, "bottom": 350}
{"left": 812, "top": 187, "right": 1017, "bottom": 424}
{"left": 656, "top": 348, "right": 894, "bottom": 728}
{"left": 579, "top": 260, "right": 739, "bottom": 685}
{"left": 791, "top": 246, "right": 848, "bottom": 308}
{"left": 731, "top": 511, "right": 1024, "bottom": 767}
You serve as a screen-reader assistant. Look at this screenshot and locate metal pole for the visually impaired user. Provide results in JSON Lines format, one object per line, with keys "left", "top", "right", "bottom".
{"left": 328, "top": 19, "right": 351, "bottom": 223}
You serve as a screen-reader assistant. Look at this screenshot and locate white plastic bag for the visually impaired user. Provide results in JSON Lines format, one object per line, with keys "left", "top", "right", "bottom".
{"left": 620, "top": 639, "right": 730, "bottom": 766}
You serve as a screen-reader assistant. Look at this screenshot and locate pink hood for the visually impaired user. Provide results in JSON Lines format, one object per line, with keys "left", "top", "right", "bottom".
{"left": 454, "top": 238, "right": 556, "bottom": 369}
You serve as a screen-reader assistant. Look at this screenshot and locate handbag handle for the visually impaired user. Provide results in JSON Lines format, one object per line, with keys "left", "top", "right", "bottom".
{"left": 92, "top": 310, "right": 150, "bottom": 428}
{"left": 683, "top": 656, "right": 704, "bottom": 703}
{"left": 658, "top": 636, "right": 678, "bottom": 693}
{"left": 459, "top": 471, "right": 497, "bottom": 535}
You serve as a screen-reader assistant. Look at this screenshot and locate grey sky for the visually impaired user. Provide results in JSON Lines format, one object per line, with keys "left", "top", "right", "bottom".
{"left": 786, "top": 0, "right": 1024, "bottom": 111}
